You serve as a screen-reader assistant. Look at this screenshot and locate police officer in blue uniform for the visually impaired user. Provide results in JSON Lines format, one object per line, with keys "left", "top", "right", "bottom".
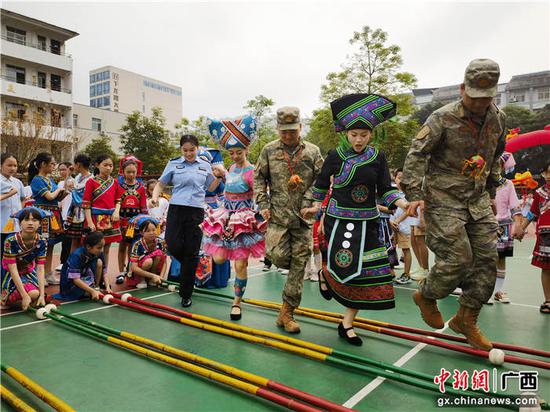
{"left": 152, "top": 134, "right": 223, "bottom": 307}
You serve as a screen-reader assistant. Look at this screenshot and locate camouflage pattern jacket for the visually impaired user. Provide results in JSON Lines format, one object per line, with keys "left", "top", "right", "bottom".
{"left": 401, "top": 100, "right": 506, "bottom": 220}
{"left": 254, "top": 139, "right": 324, "bottom": 228}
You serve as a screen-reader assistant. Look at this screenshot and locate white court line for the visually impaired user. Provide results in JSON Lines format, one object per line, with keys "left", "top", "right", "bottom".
{"left": 393, "top": 285, "right": 540, "bottom": 309}
{"left": 1, "top": 268, "right": 272, "bottom": 331}
{"left": 0, "top": 291, "right": 174, "bottom": 332}
{"left": 343, "top": 323, "right": 450, "bottom": 408}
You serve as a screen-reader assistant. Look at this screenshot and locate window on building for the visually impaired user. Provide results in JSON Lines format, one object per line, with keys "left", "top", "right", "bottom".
{"left": 6, "top": 102, "right": 26, "bottom": 120}
{"left": 103, "top": 82, "right": 110, "bottom": 94}
{"left": 6, "top": 65, "right": 26, "bottom": 84}
{"left": 90, "top": 84, "right": 95, "bottom": 97}
{"left": 37, "top": 35, "right": 47, "bottom": 51}
{"left": 6, "top": 27, "right": 26, "bottom": 45}
{"left": 538, "top": 88, "right": 550, "bottom": 101}
{"left": 73, "top": 114, "right": 78, "bottom": 128}
{"left": 515, "top": 94, "right": 525, "bottom": 102}
{"left": 92, "top": 117, "right": 102, "bottom": 132}
{"left": 90, "top": 99, "right": 95, "bottom": 107}
{"left": 90, "top": 73, "right": 96, "bottom": 84}
{"left": 37, "top": 72, "right": 46, "bottom": 88}
{"left": 103, "top": 96, "right": 110, "bottom": 107}
{"left": 51, "top": 74, "right": 61, "bottom": 92}
{"left": 50, "top": 39, "right": 61, "bottom": 55}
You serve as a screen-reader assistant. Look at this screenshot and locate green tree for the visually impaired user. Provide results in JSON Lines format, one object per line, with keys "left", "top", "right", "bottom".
{"left": 411, "top": 101, "right": 446, "bottom": 126}
{"left": 243, "top": 95, "right": 278, "bottom": 165}
{"left": 83, "top": 135, "right": 119, "bottom": 167}
{"left": 501, "top": 105, "right": 536, "bottom": 132}
{"left": 305, "top": 107, "right": 337, "bottom": 155}
{"left": 531, "top": 104, "right": 550, "bottom": 131}
{"left": 120, "top": 107, "right": 177, "bottom": 175}
{"left": 320, "top": 26, "right": 417, "bottom": 116}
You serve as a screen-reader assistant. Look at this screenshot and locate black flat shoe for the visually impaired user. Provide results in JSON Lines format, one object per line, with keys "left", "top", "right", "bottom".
{"left": 115, "top": 274, "right": 126, "bottom": 285}
{"left": 230, "top": 305, "right": 242, "bottom": 320}
{"left": 318, "top": 270, "right": 332, "bottom": 301}
{"left": 181, "top": 297, "right": 192, "bottom": 308}
{"left": 338, "top": 323, "right": 363, "bottom": 346}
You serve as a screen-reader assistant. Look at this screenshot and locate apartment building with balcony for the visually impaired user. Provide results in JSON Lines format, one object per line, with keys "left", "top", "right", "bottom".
{"left": 0, "top": 8, "right": 78, "bottom": 161}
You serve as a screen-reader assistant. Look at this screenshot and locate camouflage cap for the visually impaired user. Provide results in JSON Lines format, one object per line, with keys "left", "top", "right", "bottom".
{"left": 276, "top": 106, "right": 301, "bottom": 130}
{"left": 464, "top": 58, "right": 500, "bottom": 98}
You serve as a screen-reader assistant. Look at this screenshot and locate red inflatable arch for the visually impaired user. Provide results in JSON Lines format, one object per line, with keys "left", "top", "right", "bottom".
{"left": 505, "top": 124, "right": 550, "bottom": 153}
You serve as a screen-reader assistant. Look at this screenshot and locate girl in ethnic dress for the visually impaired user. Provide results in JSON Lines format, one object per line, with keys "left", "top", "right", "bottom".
{"left": 29, "top": 152, "right": 68, "bottom": 282}
{"left": 520, "top": 161, "right": 550, "bottom": 314}
{"left": 127, "top": 216, "right": 170, "bottom": 288}
{"left": 312, "top": 94, "right": 409, "bottom": 346}
{"left": 82, "top": 155, "right": 121, "bottom": 269}
{"left": 113, "top": 156, "right": 148, "bottom": 284}
{"left": 201, "top": 115, "right": 267, "bottom": 320}
{"left": 66, "top": 153, "right": 93, "bottom": 252}
{"left": 1, "top": 207, "right": 48, "bottom": 310}
{"left": 58, "top": 231, "right": 110, "bottom": 301}
{"left": 489, "top": 152, "right": 522, "bottom": 304}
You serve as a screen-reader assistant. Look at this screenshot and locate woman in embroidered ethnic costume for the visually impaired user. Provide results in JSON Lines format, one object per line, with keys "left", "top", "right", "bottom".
{"left": 113, "top": 156, "right": 148, "bottom": 284}
{"left": 1, "top": 207, "right": 48, "bottom": 309}
{"left": 201, "top": 115, "right": 267, "bottom": 320}
{"left": 312, "top": 94, "right": 409, "bottom": 346}
{"left": 519, "top": 161, "right": 550, "bottom": 314}
{"left": 29, "top": 152, "right": 68, "bottom": 279}
{"left": 82, "top": 155, "right": 122, "bottom": 269}
{"left": 66, "top": 154, "right": 93, "bottom": 252}
{"left": 197, "top": 147, "right": 231, "bottom": 289}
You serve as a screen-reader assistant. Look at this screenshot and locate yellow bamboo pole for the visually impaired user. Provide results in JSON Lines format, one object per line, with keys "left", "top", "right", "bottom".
{"left": 0, "top": 385, "right": 37, "bottom": 412}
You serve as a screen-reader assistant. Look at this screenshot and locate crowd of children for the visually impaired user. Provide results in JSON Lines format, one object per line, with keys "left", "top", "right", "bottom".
{"left": 0, "top": 148, "right": 548, "bottom": 320}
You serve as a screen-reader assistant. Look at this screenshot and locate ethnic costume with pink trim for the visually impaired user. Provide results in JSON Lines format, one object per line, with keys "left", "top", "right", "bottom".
{"left": 201, "top": 115, "right": 267, "bottom": 261}
{"left": 30, "top": 176, "right": 64, "bottom": 244}
{"left": 1, "top": 207, "right": 50, "bottom": 306}
{"left": 82, "top": 176, "right": 121, "bottom": 244}
{"left": 527, "top": 184, "right": 550, "bottom": 270}
{"left": 313, "top": 93, "right": 400, "bottom": 310}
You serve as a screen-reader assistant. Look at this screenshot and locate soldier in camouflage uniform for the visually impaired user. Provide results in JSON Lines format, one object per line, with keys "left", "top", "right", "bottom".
{"left": 254, "top": 107, "right": 324, "bottom": 333}
{"left": 401, "top": 59, "right": 517, "bottom": 351}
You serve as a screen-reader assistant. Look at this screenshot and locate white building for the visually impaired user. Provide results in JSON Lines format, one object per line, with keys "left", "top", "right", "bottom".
{"left": 412, "top": 70, "right": 550, "bottom": 111}
{"left": 72, "top": 103, "right": 129, "bottom": 155}
{"left": 89, "top": 65, "right": 182, "bottom": 132}
{"left": 0, "top": 8, "right": 78, "bottom": 161}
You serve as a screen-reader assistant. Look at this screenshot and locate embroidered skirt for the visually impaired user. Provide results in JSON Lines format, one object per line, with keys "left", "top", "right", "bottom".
{"left": 497, "top": 219, "right": 514, "bottom": 258}
{"left": 200, "top": 208, "right": 267, "bottom": 261}
{"left": 65, "top": 206, "right": 85, "bottom": 239}
{"left": 532, "top": 228, "right": 550, "bottom": 270}
{"left": 323, "top": 216, "right": 395, "bottom": 310}
{"left": 1, "top": 267, "right": 39, "bottom": 306}
{"left": 37, "top": 204, "right": 64, "bottom": 245}
{"left": 84, "top": 213, "right": 121, "bottom": 244}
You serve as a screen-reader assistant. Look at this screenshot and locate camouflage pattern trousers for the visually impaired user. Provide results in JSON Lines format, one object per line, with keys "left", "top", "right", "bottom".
{"left": 421, "top": 210, "right": 498, "bottom": 310}
{"left": 265, "top": 222, "right": 312, "bottom": 308}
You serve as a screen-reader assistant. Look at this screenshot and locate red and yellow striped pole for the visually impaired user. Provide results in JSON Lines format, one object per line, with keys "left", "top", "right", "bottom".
{"left": 1, "top": 365, "right": 75, "bottom": 412}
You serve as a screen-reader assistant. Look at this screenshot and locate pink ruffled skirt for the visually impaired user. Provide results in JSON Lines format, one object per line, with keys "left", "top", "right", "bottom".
{"left": 200, "top": 208, "right": 267, "bottom": 261}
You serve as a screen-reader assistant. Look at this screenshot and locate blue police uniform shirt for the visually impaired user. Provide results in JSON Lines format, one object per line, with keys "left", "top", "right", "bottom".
{"left": 159, "top": 156, "right": 215, "bottom": 208}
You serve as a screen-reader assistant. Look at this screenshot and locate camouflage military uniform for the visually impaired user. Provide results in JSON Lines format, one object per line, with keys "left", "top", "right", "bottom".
{"left": 254, "top": 139, "right": 324, "bottom": 307}
{"left": 401, "top": 100, "right": 506, "bottom": 309}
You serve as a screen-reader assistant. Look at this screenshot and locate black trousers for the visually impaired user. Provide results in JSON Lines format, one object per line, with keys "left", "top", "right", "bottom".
{"left": 165, "top": 204, "right": 204, "bottom": 299}
{"left": 60, "top": 235, "right": 72, "bottom": 265}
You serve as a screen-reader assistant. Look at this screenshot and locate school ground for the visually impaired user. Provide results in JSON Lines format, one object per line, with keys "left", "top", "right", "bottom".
{"left": 1, "top": 236, "right": 548, "bottom": 411}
